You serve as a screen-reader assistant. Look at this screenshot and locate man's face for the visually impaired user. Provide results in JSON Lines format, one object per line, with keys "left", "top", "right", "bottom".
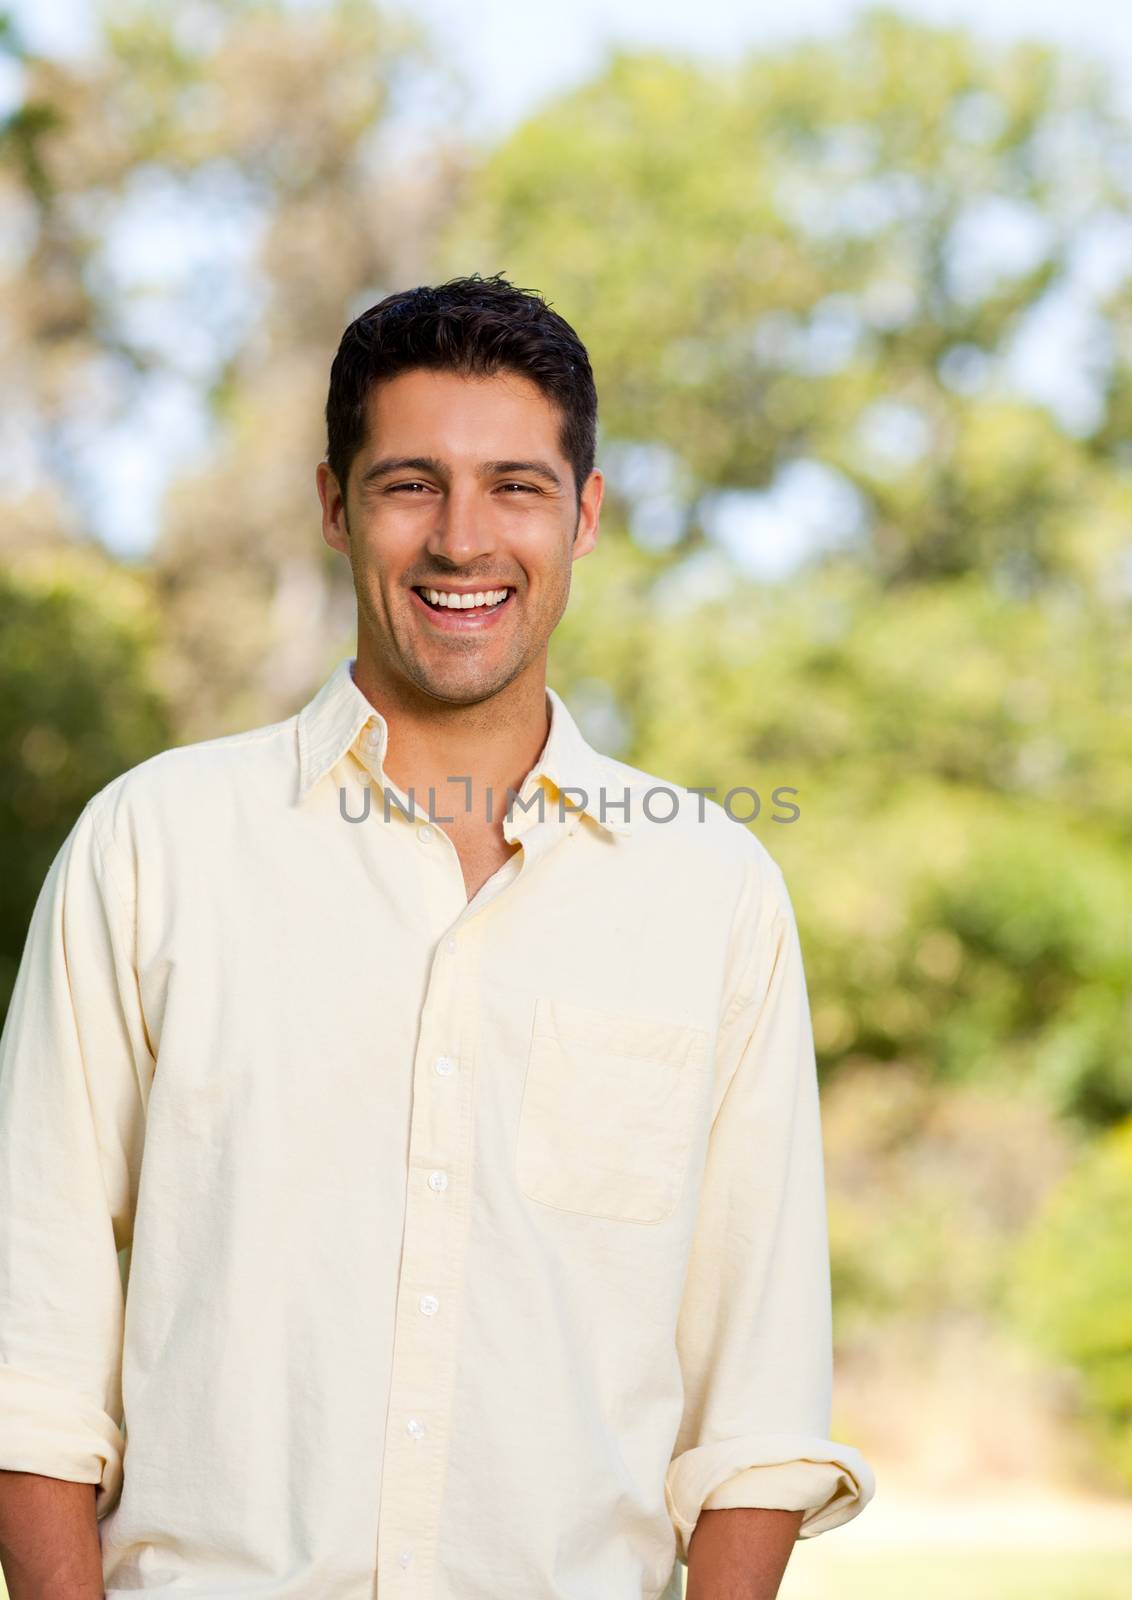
{"left": 317, "top": 367, "right": 602, "bottom": 707}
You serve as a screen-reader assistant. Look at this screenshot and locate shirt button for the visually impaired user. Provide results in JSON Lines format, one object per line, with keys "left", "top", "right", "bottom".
{"left": 399, "top": 1548, "right": 414, "bottom": 1567}
{"left": 428, "top": 1169, "right": 448, "bottom": 1191}
{"left": 433, "top": 1056, "right": 455, "bottom": 1076}
{"left": 419, "top": 1294, "right": 439, "bottom": 1315}
{"left": 406, "top": 1417, "right": 426, "bottom": 1439}
{"left": 445, "top": 937, "right": 457, "bottom": 954}
{"left": 418, "top": 824, "right": 433, "bottom": 843}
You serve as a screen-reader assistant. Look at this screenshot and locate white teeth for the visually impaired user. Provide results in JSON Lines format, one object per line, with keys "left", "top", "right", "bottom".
{"left": 422, "top": 587, "right": 509, "bottom": 610}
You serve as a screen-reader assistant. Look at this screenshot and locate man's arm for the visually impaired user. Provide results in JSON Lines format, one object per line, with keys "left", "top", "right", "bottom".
{"left": 686, "top": 1506, "right": 805, "bottom": 1600}
{"left": 0, "top": 1472, "right": 103, "bottom": 1600}
{"left": 664, "top": 856, "right": 874, "bottom": 1579}
{"left": 0, "top": 796, "right": 150, "bottom": 1582}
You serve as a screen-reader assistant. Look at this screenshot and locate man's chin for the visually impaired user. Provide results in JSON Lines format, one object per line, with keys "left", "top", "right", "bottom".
{"left": 403, "top": 660, "right": 522, "bottom": 709}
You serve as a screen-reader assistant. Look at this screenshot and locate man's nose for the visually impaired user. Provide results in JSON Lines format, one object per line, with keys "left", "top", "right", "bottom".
{"left": 426, "top": 482, "right": 497, "bottom": 566}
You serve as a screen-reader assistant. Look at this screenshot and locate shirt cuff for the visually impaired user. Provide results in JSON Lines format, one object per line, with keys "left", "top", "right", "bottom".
{"left": 665, "top": 1431, "right": 876, "bottom": 1560}
{"left": 0, "top": 1363, "right": 125, "bottom": 1517}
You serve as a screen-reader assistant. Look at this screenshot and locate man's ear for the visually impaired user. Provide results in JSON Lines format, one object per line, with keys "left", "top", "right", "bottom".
{"left": 572, "top": 467, "right": 603, "bottom": 561}
{"left": 317, "top": 460, "right": 350, "bottom": 555}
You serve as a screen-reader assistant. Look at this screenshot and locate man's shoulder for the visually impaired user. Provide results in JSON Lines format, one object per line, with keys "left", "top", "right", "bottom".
{"left": 84, "top": 711, "right": 299, "bottom": 844}
{"left": 596, "top": 749, "right": 790, "bottom": 892}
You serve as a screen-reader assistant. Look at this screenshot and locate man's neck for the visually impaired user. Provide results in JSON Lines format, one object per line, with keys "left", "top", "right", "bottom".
{"left": 350, "top": 653, "right": 551, "bottom": 834}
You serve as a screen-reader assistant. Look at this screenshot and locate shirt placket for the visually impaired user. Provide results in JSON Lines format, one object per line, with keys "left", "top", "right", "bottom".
{"left": 370, "top": 775, "right": 576, "bottom": 1597}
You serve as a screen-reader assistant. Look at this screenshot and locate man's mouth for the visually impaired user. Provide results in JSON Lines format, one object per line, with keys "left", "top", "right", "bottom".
{"left": 412, "top": 586, "right": 514, "bottom": 614}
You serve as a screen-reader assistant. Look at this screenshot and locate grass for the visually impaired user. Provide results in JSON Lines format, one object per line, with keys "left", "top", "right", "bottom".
{"left": 773, "top": 1548, "right": 1132, "bottom": 1600}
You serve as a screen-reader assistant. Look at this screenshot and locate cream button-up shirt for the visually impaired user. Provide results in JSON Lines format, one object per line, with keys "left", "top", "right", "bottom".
{"left": 0, "top": 657, "right": 874, "bottom": 1599}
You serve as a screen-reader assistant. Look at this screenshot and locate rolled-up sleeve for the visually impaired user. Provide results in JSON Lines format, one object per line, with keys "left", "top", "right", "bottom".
{"left": 665, "top": 858, "right": 875, "bottom": 1563}
{"left": 0, "top": 792, "right": 148, "bottom": 1517}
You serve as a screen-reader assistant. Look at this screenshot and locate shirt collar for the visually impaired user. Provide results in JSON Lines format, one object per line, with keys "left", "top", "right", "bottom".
{"left": 295, "top": 658, "right": 633, "bottom": 837}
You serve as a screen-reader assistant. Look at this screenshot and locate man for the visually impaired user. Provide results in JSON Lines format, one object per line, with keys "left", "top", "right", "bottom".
{"left": 0, "top": 274, "right": 874, "bottom": 1599}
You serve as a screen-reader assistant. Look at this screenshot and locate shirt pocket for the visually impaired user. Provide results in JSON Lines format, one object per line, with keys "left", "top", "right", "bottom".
{"left": 516, "top": 996, "right": 712, "bottom": 1224}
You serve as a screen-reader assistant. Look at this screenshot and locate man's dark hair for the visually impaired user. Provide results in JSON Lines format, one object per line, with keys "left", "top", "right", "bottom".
{"left": 325, "top": 273, "right": 598, "bottom": 513}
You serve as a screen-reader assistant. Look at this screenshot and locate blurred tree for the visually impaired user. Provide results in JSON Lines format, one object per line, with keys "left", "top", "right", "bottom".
{"left": 443, "top": 9, "right": 1132, "bottom": 596}
{"left": 0, "top": 0, "right": 461, "bottom": 738}
{"left": 441, "top": 11, "right": 1132, "bottom": 1129}
{"left": 1004, "top": 1114, "right": 1132, "bottom": 1490}
{"left": 550, "top": 552, "right": 1132, "bottom": 1125}
{"left": 0, "top": 0, "right": 460, "bottom": 1020}
{"left": 0, "top": 521, "right": 170, "bottom": 1016}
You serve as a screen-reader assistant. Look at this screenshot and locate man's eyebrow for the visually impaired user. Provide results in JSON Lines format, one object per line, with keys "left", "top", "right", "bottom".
{"left": 480, "top": 459, "right": 563, "bottom": 488}
{"left": 357, "top": 456, "right": 564, "bottom": 489}
{"left": 358, "top": 455, "right": 448, "bottom": 487}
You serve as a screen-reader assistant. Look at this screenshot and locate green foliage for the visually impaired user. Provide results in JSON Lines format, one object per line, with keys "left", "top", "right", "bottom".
{"left": 444, "top": 10, "right": 1132, "bottom": 594}
{"left": 550, "top": 553, "right": 1132, "bottom": 1126}
{"left": 456, "top": 12, "right": 1132, "bottom": 1130}
{"left": 1004, "top": 1117, "right": 1132, "bottom": 1488}
{"left": 922, "top": 819, "right": 1132, "bottom": 1123}
{"left": 0, "top": 549, "right": 170, "bottom": 1018}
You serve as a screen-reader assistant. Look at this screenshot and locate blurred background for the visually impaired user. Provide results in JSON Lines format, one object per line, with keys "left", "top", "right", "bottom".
{"left": 1, "top": 1, "right": 1130, "bottom": 1596}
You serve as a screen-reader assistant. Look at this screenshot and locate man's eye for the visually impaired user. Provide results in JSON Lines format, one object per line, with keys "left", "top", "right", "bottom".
{"left": 499, "top": 482, "right": 537, "bottom": 493}
{"left": 389, "top": 481, "right": 430, "bottom": 493}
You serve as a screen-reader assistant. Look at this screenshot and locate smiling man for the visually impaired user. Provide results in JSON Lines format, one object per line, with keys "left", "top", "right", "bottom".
{"left": 0, "top": 275, "right": 874, "bottom": 1600}
{"left": 314, "top": 340, "right": 605, "bottom": 904}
